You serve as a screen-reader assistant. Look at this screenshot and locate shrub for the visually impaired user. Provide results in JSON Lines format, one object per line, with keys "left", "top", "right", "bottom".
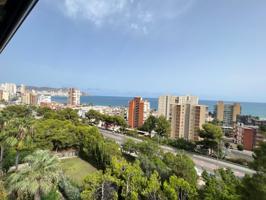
{"left": 237, "top": 144, "right": 244, "bottom": 151}
{"left": 59, "top": 177, "right": 81, "bottom": 200}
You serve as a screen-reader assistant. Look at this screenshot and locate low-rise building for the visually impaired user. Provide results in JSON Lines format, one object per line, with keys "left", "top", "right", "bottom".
{"left": 237, "top": 115, "right": 266, "bottom": 127}
{"left": 38, "top": 95, "right": 52, "bottom": 105}
{"left": 235, "top": 123, "right": 265, "bottom": 151}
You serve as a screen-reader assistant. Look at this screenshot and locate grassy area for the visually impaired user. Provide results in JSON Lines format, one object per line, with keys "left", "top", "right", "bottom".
{"left": 61, "top": 157, "right": 97, "bottom": 185}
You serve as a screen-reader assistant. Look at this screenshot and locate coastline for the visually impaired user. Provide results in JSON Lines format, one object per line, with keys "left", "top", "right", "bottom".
{"left": 52, "top": 95, "right": 266, "bottom": 119}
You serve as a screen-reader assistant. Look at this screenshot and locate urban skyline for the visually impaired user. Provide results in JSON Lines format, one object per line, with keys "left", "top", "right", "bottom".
{"left": 1, "top": 1, "right": 266, "bottom": 199}
{"left": 1, "top": 0, "right": 266, "bottom": 102}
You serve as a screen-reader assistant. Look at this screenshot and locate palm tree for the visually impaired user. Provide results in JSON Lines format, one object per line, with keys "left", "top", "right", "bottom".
{"left": 0, "top": 112, "right": 11, "bottom": 172}
{"left": 7, "top": 150, "right": 62, "bottom": 200}
{"left": 6, "top": 117, "right": 34, "bottom": 170}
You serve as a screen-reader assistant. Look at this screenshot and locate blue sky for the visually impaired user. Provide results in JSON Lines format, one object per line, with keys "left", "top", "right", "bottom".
{"left": 0, "top": 0, "right": 266, "bottom": 102}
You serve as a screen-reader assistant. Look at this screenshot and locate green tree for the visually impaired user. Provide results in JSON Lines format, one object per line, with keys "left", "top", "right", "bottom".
{"left": 58, "top": 177, "right": 80, "bottom": 200}
{"left": 34, "top": 119, "right": 78, "bottom": 151}
{"left": 163, "top": 152, "right": 197, "bottom": 186}
{"left": 57, "top": 108, "right": 79, "bottom": 123}
{"left": 155, "top": 116, "right": 171, "bottom": 137}
{"left": 239, "top": 142, "right": 266, "bottom": 200}
{"left": 0, "top": 112, "right": 10, "bottom": 172}
{"left": 122, "top": 139, "right": 139, "bottom": 154}
{"left": 113, "top": 116, "right": 127, "bottom": 128}
{"left": 171, "top": 138, "right": 196, "bottom": 152}
{"left": 198, "top": 123, "right": 223, "bottom": 155}
{"left": 137, "top": 141, "right": 162, "bottom": 157}
{"left": 250, "top": 142, "right": 266, "bottom": 172}
{"left": 7, "top": 150, "right": 62, "bottom": 200}
{"left": 99, "top": 139, "right": 122, "bottom": 169}
{"left": 0, "top": 181, "right": 7, "bottom": 200}
{"left": 6, "top": 117, "right": 34, "bottom": 170}
{"left": 36, "top": 107, "right": 59, "bottom": 120}
{"left": 163, "top": 175, "right": 197, "bottom": 200}
{"left": 141, "top": 116, "right": 157, "bottom": 133}
{"left": 81, "top": 170, "right": 120, "bottom": 200}
{"left": 200, "top": 169, "right": 241, "bottom": 200}
{"left": 111, "top": 157, "right": 147, "bottom": 200}
{"left": 142, "top": 171, "right": 162, "bottom": 200}
{"left": 41, "top": 189, "right": 60, "bottom": 200}
{"left": 85, "top": 110, "right": 102, "bottom": 125}
{"left": 237, "top": 144, "right": 244, "bottom": 151}
{"left": 2, "top": 105, "right": 33, "bottom": 118}
{"left": 139, "top": 155, "right": 170, "bottom": 182}
{"left": 79, "top": 126, "right": 121, "bottom": 169}
{"left": 240, "top": 173, "right": 266, "bottom": 200}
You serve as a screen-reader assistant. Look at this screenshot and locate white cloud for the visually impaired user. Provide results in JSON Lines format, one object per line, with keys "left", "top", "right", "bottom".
{"left": 60, "top": 0, "right": 195, "bottom": 33}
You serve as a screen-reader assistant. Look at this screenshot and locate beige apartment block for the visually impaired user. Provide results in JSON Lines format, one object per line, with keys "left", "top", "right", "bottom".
{"left": 158, "top": 95, "right": 199, "bottom": 120}
{"left": 170, "top": 104, "right": 207, "bottom": 141}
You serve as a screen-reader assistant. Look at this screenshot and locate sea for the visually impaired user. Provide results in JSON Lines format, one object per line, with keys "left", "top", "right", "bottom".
{"left": 52, "top": 96, "right": 266, "bottom": 119}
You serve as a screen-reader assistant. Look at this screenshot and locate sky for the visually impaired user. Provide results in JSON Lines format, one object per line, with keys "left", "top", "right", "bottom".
{"left": 0, "top": 0, "right": 266, "bottom": 102}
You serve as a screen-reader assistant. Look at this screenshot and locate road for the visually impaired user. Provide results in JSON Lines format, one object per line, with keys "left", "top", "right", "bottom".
{"left": 100, "top": 129, "right": 255, "bottom": 177}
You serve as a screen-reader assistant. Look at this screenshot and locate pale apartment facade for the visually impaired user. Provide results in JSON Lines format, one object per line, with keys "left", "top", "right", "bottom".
{"left": 68, "top": 88, "right": 81, "bottom": 106}
{"left": 158, "top": 95, "right": 199, "bottom": 120}
{"left": 0, "top": 90, "right": 9, "bottom": 102}
{"left": 21, "top": 91, "right": 38, "bottom": 105}
{"left": 158, "top": 95, "right": 207, "bottom": 141}
{"left": 0, "top": 83, "right": 17, "bottom": 96}
{"left": 158, "top": 95, "right": 177, "bottom": 120}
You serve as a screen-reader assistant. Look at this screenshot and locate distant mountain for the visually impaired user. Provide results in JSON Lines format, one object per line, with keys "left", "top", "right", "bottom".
{"left": 26, "top": 86, "right": 68, "bottom": 92}
{"left": 26, "top": 86, "right": 88, "bottom": 96}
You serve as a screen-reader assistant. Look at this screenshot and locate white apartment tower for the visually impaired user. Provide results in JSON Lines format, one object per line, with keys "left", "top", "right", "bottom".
{"left": 158, "top": 95, "right": 177, "bottom": 120}
{"left": 68, "top": 88, "right": 81, "bottom": 106}
{"left": 0, "top": 83, "right": 17, "bottom": 96}
{"left": 20, "top": 84, "right": 26, "bottom": 94}
{"left": 143, "top": 100, "right": 150, "bottom": 121}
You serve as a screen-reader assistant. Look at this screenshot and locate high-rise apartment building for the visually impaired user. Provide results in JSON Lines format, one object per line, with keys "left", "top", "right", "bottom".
{"left": 21, "top": 91, "right": 38, "bottom": 105}
{"left": 19, "top": 84, "right": 26, "bottom": 95}
{"left": 128, "top": 97, "right": 150, "bottom": 128}
{"left": 0, "top": 83, "right": 17, "bottom": 96}
{"left": 0, "top": 90, "right": 9, "bottom": 102}
{"left": 158, "top": 95, "right": 178, "bottom": 120}
{"left": 214, "top": 101, "right": 241, "bottom": 127}
{"left": 158, "top": 95, "right": 199, "bottom": 120}
{"left": 158, "top": 95, "right": 206, "bottom": 141}
{"left": 170, "top": 104, "right": 207, "bottom": 141}
{"left": 68, "top": 88, "right": 81, "bottom": 106}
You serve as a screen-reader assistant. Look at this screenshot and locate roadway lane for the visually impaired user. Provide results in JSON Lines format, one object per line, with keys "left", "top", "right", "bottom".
{"left": 100, "top": 129, "right": 255, "bottom": 177}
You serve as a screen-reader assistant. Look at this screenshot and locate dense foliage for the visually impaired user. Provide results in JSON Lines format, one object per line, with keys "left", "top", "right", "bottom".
{"left": 197, "top": 123, "right": 223, "bottom": 156}
{"left": 85, "top": 109, "right": 127, "bottom": 129}
{"left": 140, "top": 115, "right": 171, "bottom": 137}
{"left": 0, "top": 105, "right": 266, "bottom": 200}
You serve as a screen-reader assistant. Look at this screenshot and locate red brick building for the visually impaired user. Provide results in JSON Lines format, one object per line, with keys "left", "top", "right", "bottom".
{"left": 242, "top": 127, "right": 256, "bottom": 151}
{"left": 235, "top": 124, "right": 264, "bottom": 151}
